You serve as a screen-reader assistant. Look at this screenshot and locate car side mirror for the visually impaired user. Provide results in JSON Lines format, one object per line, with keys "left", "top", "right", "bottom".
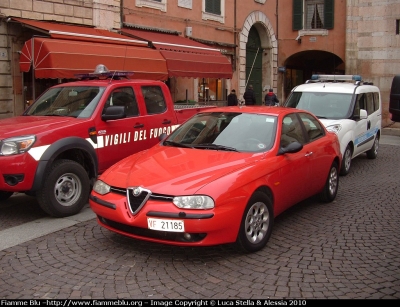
{"left": 359, "top": 109, "right": 368, "bottom": 119}
{"left": 278, "top": 141, "right": 303, "bottom": 155}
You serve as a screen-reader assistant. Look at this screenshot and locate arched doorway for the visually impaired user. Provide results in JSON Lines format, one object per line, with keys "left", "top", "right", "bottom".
{"left": 284, "top": 51, "right": 344, "bottom": 98}
{"left": 239, "top": 11, "right": 277, "bottom": 104}
{"left": 246, "top": 26, "right": 263, "bottom": 105}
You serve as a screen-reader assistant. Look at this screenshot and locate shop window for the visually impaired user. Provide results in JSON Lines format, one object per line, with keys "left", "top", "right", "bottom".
{"left": 198, "top": 78, "right": 225, "bottom": 102}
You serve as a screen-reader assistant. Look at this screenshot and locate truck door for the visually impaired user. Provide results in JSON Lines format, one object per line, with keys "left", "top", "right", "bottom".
{"left": 137, "top": 84, "right": 178, "bottom": 149}
{"left": 94, "top": 86, "right": 145, "bottom": 171}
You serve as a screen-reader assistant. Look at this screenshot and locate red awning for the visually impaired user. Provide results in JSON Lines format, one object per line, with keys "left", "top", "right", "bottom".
{"left": 19, "top": 37, "right": 169, "bottom": 80}
{"left": 120, "top": 28, "right": 233, "bottom": 79}
{"left": 11, "top": 17, "right": 147, "bottom": 46}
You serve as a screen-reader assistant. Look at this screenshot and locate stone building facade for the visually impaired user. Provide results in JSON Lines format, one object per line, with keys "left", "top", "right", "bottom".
{"left": 0, "top": 0, "right": 119, "bottom": 118}
{"left": 346, "top": 0, "right": 400, "bottom": 127}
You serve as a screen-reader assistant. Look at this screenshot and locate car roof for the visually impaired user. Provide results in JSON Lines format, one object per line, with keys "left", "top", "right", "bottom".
{"left": 203, "top": 106, "right": 311, "bottom": 117}
{"left": 292, "top": 82, "right": 380, "bottom": 94}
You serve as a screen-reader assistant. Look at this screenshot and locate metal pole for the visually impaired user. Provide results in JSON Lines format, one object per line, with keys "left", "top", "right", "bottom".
{"left": 245, "top": 47, "right": 260, "bottom": 88}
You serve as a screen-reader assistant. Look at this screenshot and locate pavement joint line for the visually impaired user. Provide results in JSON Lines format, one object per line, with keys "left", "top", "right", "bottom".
{"left": 0, "top": 205, "right": 96, "bottom": 251}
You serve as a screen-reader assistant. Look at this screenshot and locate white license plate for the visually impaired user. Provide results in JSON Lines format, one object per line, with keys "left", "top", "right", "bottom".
{"left": 147, "top": 218, "right": 185, "bottom": 232}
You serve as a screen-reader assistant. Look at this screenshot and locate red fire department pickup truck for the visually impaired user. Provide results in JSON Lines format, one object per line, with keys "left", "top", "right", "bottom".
{"left": 0, "top": 66, "right": 215, "bottom": 217}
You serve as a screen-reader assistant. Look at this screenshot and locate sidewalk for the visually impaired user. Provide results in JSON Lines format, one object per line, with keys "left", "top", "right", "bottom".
{"left": 382, "top": 121, "right": 400, "bottom": 136}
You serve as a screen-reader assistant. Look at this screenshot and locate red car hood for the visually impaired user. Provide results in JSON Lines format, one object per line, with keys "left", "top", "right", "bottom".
{"left": 101, "top": 145, "right": 263, "bottom": 195}
{"left": 0, "top": 116, "right": 85, "bottom": 138}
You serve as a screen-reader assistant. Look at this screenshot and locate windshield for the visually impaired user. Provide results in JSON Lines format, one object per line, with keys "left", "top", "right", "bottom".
{"left": 285, "top": 92, "right": 353, "bottom": 119}
{"left": 165, "top": 112, "right": 278, "bottom": 153}
{"left": 25, "top": 86, "right": 105, "bottom": 118}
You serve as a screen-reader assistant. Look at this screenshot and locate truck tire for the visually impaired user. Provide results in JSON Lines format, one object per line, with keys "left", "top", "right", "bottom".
{"left": 37, "top": 159, "right": 90, "bottom": 218}
{"left": 0, "top": 191, "right": 13, "bottom": 201}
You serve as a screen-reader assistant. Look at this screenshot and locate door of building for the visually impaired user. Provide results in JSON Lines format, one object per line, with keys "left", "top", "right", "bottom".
{"left": 246, "top": 27, "right": 263, "bottom": 105}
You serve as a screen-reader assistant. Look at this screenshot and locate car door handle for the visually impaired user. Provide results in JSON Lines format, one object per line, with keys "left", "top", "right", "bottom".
{"left": 162, "top": 119, "right": 171, "bottom": 124}
{"left": 305, "top": 152, "right": 313, "bottom": 157}
{"left": 134, "top": 123, "right": 144, "bottom": 128}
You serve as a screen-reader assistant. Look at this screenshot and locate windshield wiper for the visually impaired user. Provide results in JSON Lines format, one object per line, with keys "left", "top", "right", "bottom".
{"left": 191, "top": 143, "right": 238, "bottom": 152}
{"left": 163, "top": 140, "right": 193, "bottom": 148}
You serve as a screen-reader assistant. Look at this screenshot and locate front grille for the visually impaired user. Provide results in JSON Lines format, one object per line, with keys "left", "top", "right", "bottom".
{"left": 110, "top": 186, "right": 174, "bottom": 215}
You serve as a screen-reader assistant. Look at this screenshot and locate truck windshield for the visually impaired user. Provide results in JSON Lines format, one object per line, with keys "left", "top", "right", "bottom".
{"left": 285, "top": 92, "right": 353, "bottom": 119}
{"left": 25, "top": 86, "right": 106, "bottom": 118}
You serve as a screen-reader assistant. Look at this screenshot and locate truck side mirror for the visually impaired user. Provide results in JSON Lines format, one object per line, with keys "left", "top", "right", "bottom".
{"left": 101, "top": 106, "right": 126, "bottom": 121}
{"left": 159, "top": 133, "right": 168, "bottom": 141}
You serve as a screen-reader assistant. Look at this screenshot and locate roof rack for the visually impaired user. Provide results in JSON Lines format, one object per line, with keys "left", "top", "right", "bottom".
{"left": 75, "top": 64, "right": 134, "bottom": 80}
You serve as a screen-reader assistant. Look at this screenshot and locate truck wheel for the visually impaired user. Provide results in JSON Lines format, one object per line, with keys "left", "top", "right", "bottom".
{"left": 37, "top": 159, "right": 90, "bottom": 218}
{"left": 0, "top": 191, "right": 13, "bottom": 201}
{"left": 340, "top": 145, "right": 352, "bottom": 176}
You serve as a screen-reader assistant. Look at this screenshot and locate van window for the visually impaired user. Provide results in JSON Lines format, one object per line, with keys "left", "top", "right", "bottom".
{"left": 365, "top": 92, "right": 375, "bottom": 114}
{"left": 373, "top": 92, "right": 380, "bottom": 111}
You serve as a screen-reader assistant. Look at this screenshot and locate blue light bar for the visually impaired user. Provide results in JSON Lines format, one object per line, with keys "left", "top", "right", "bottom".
{"left": 311, "top": 74, "right": 362, "bottom": 81}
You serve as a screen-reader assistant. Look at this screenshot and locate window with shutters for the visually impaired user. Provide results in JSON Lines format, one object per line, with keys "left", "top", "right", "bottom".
{"left": 293, "top": 0, "right": 334, "bottom": 31}
{"left": 306, "top": 1, "right": 324, "bottom": 29}
{"left": 136, "top": 0, "right": 167, "bottom": 12}
{"left": 202, "top": 0, "right": 225, "bottom": 23}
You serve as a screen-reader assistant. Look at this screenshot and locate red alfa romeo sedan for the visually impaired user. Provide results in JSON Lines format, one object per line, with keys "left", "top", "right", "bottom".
{"left": 89, "top": 106, "right": 341, "bottom": 252}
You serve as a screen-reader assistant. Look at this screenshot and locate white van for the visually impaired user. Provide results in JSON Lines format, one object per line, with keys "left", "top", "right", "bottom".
{"left": 284, "top": 75, "right": 382, "bottom": 175}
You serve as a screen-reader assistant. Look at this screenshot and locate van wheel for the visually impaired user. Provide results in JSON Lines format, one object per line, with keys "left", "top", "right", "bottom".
{"left": 37, "top": 159, "right": 90, "bottom": 218}
{"left": 319, "top": 161, "right": 339, "bottom": 203}
{"left": 236, "top": 191, "right": 274, "bottom": 253}
{"left": 366, "top": 136, "right": 379, "bottom": 159}
{"left": 0, "top": 191, "right": 13, "bottom": 201}
{"left": 340, "top": 145, "right": 352, "bottom": 176}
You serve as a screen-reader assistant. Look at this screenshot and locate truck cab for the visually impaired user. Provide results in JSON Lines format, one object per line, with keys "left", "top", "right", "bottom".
{"left": 284, "top": 74, "right": 382, "bottom": 176}
{"left": 0, "top": 65, "right": 213, "bottom": 217}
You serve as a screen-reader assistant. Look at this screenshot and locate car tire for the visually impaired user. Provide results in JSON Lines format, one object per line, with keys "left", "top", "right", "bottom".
{"left": 236, "top": 191, "right": 274, "bottom": 253}
{"left": 340, "top": 145, "right": 352, "bottom": 176}
{"left": 37, "top": 159, "right": 90, "bottom": 218}
{"left": 0, "top": 191, "right": 13, "bottom": 201}
{"left": 319, "top": 161, "right": 339, "bottom": 203}
{"left": 366, "top": 136, "right": 379, "bottom": 159}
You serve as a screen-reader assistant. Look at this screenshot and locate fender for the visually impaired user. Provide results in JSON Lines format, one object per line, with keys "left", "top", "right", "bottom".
{"left": 31, "top": 137, "right": 98, "bottom": 191}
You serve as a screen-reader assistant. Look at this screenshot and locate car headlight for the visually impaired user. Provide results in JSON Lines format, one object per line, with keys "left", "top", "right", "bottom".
{"left": 0, "top": 135, "right": 36, "bottom": 156}
{"left": 93, "top": 180, "right": 111, "bottom": 195}
{"left": 326, "top": 124, "right": 342, "bottom": 134}
{"left": 173, "top": 195, "right": 214, "bottom": 209}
